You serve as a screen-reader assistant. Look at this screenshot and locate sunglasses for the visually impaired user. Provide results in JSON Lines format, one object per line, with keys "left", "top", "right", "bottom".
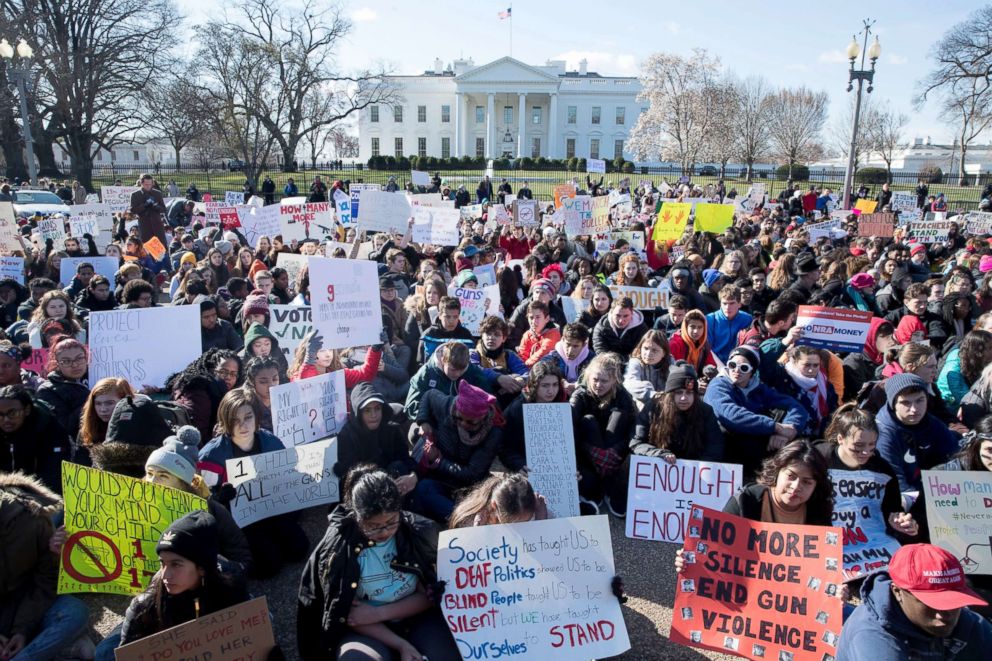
{"left": 726, "top": 360, "right": 753, "bottom": 374}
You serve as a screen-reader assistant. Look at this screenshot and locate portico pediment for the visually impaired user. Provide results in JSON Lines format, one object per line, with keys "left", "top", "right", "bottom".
{"left": 455, "top": 57, "right": 560, "bottom": 90}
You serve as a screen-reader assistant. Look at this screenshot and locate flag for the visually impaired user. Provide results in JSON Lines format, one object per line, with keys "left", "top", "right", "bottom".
{"left": 498, "top": 7, "right": 511, "bottom": 19}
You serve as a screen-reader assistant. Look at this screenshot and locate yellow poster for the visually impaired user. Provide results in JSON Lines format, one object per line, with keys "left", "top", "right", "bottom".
{"left": 694, "top": 203, "right": 735, "bottom": 234}
{"left": 58, "top": 463, "right": 207, "bottom": 596}
{"left": 855, "top": 199, "right": 878, "bottom": 213}
{"left": 652, "top": 202, "right": 692, "bottom": 242}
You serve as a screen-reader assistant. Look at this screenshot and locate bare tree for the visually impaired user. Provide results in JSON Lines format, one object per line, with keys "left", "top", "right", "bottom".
{"left": 731, "top": 76, "right": 774, "bottom": 180}
{"left": 301, "top": 91, "right": 337, "bottom": 168}
{"left": 917, "top": 5, "right": 992, "bottom": 182}
{"left": 830, "top": 96, "right": 881, "bottom": 174}
{"left": 867, "top": 104, "right": 909, "bottom": 182}
{"left": 766, "top": 86, "right": 829, "bottom": 178}
{"left": 137, "top": 72, "right": 211, "bottom": 169}
{"left": 628, "top": 49, "right": 722, "bottom": 172}
{"left": 333, "top": 131, "right": 359, "bottom": 159}
{"left": 699, "top": 78, "right": 739, "bottom": 177}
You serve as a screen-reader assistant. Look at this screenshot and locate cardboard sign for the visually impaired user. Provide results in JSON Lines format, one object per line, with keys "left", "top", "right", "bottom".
{"left": 349, "top": 183, "right": 380, "bottom": 220}
{"left": 59, "top": 257, "right": 119, "bottom": 289}
{"left": 279, "top": 201, "right": 335, "bottom": 243}
{"left": 0, "top": 202, "right": 20, "bottom": 251}
{"left": 67, "top": 203, "right": 114, "bottom": 249}
{"left": 357, "top": 189, "right": 412, "bottom": 234}
{"left": 590, "top": 195, "right": 611, "bottom": 233}
{"left": 693, "top": 203, "right": 734, "bottom": 234}
{"left": 20, "top": 347, "right": 50, "bottom": 377}
{"left": 413, "top": 206, "right": 461, "bottom": 246}
{"left": 59, "top": 464, "right": 208, "bottom": 595}
{"left": 908, "top": 219, "right": 954, "bottom": 244}
{"left": 829, "top": 468, "right": 902, "bottom": 581}
{"left": 227, "top": 439, "right": 339, "bottom": 527}
{"left": 307, "top": 256, "right": 382, "bottom": 350}
{"left": 489, "top": 203, "right": 512, "bottom": 225}
{"left": 452, "top": 285, "right": 490, "bottom": 335}
{"left": 143, "top": 236, "right": 166, "bottom": 261}
{"left": 270, "top": 369, "right": 347, "bottom": 447}
{"left": 553, "top": 184, "right": 576, "bottom": 209}
{"left": 857, "top": 212, "right": 896, "bottom": 238}
{"left": 923, "top": 470, "right": 992, "bottom": 575}
{"left": 524, "top": 403, "right": 580, "bottom": 518}
{"left": 411, "top": 169, "right": 431, "bottom": 186}
{"left": 890, "top": 191, "right": 921, "bottom": 223}
{"left": 438, "top": 516, "right": 630, "bottom": 660}
{"left": 652, "top": 202, "right": 691, "bottom": 241}
{"left": 334, "top": 188, "right": 352, "bottom": 226}
{"left": 38, "top": 217, "right": 67, "bottom": 246}
{"left": 114, "top": 597, "right": 275, "bottom": 661}
{"left": 100, "top": 186, "right": 136, "bottom": 213}
{"left": 854, "top": 199, "right": 877, "bottom": 214}
{"left": 225, "top": 190, "right": 243, "bottom": 206}
{"left": 626, "top": 457, "right": 741, "bottom": 544}
{"left": 586, "top": 158, "right": 606, "bottom": 174}
{"left": 671, "top": 506, "right": 844, "bottom": 661}
{"left": 560, "top": 296, "right": 590, "bottom": 323}
{"left": 964, "top": 211, "right": 992, "bottom": 236}
{"left": 276, "top": 252, "right": 308, "bottom": 295}
{"left": 608, "top": 285, "right": 669, "bottom": 311}
{"left": 562, "top": 195, "right": 594, "bottom": 235}
{"left": 0, "top": 256, "right": 24, "bottom": 284}
{"left": 513, "top": 199, "right": 539, "bottom": 226}
{"left": 266, "top": 304, "right": 312, "bottom": 362}
{"left": 89, "top": 306, "right": 202, "bottom": 389}
{"left": 239, "top": 204, "right": 282, "bottom": 247}
{"left": 794, "top": 306, "right": 873, "bottom": 353}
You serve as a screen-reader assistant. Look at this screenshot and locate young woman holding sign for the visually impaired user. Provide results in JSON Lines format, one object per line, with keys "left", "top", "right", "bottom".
{"left": 448, "top": 472, "right": 547, "bottom": 528}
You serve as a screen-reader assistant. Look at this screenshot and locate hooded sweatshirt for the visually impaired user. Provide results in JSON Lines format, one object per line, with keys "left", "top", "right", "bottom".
{"left": 837, "top": 571, "right": 992, "bottom": 660}
{"left": 335, "top": 383, "right": 415, "bottom": 480}
{"left": 876, "top": 401, "right": 961, "bottom": 495}
{"left": 239, "top": 322, "right": 289, "bottom": 378}
{"left": 592, "top": 308, "right": 647, "bottom": 359}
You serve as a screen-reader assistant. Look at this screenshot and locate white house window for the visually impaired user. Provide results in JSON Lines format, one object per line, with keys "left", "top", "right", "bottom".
{"left": 394, "top": 137, "right": 403, "bottom": 157}
{"left": 133, "top": 150, "right": 140, "bottom": 161}
{"left": 592, "top": 107, "right": 601, "bottom": 125}
{"left": 614, "top": 140, "right": 624, "bottom": 159}
{"left": 441, "top": 137, "right": 450, "bottom": 158}
{"left": 394, "top": 106, "right": 403, "bottom": 122}
{"left": 531, "top": 137, "right": 541, "bottom": 158}
{"left": 475, "top": 138, "right": 485, "bottom": 157}
{"left": 371, "top": 137, "right": 380, "bottom": 157}
{"left": 566, "top": 138, "right": 575, "bottom": 159}
{"left": 567, "top": 106, "right": 577, "bottom": 124}
{"left": 615, "top": 107, "right": 625, "bottom": 125}
{"left": 476, "top": 106, "right": 485, "bottom": 123}
{"left": 504, "top": 106, "right": 513, "bottom": 125}
{"left": 441, "top": 105, "right": 450, "bottom": 123}
{"left": 417, "top": 105, "right": 426, "bottom": 123}
{"left": 370, "top": 105, "right": 379, "bottom": 122}
{"left": 417, "top": 137, "right": 427, "bottom": 157}
{"left": 532, "top": 106, "right": 541, "bottom": 124}
{"left": 590, "top": 138, "right": 600, "bottom": 159}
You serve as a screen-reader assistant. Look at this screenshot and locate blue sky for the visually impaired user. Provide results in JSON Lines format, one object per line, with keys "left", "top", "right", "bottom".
{"left": 177, "top": 0, "right": 985, "bottom": 147}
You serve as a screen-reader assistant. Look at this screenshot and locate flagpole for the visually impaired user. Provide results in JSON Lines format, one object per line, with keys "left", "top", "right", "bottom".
{"left": 509, "top": 5, "right": 513, "bottom": 57}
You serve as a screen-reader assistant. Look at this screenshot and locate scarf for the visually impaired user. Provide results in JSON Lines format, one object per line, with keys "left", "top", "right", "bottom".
{"left": 554, "top": 340, "right": 590, "bottom": 381}
{"left": 475, "top": 341, "right": 508, "bottom": 371}
{"left": 450, "top": 400, "right": 497, "bottom": 447}
{"left": 844, "top": 284, "right": 870, "bottom": 312}
{"left": 680, "top": 319, "right": 709, "bottom": 372}
{"left": 784, "top": 362, "right": 829, "bottom": 419}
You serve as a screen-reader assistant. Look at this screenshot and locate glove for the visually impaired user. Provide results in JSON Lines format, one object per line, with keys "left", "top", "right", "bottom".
{"left": 370, "top": 344, "right": 384, "bottom": 353}
{"left": 215, "top": 483, "right": 237, "bottom": 508}
{"left": 611, "top": 576, "right": 628, "bottom": 604}
{"left": 302, "top": 330, "right": 325, "bottom": 364}
{"left": 144, "top": 197, "right": 157, "bottom": 208}
{"left": 588, "top": 446, "right": 622, "bottom": 476}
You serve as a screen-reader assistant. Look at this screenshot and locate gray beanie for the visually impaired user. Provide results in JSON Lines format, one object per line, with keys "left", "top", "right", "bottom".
{"left": 884, "top": 373, "right": 927, "bottom": 410}
{"left": 145, "top": 426, "right": 202, "bottom": 485}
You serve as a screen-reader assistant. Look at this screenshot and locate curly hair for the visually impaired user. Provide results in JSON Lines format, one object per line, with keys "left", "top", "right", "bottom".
{"left": 756, "top": 441, "right": 833, "bottom": 526}
{"left": 959, "top": 330, "right": 992, "bottom": 387}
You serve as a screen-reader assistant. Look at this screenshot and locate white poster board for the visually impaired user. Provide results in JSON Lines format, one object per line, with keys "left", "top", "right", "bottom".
{"left": 266, "top": 304, "right": 312, "bottom": 362}
{"left": 307, "top": 256, "right": 382, "bottom": 350}
{"left": 89, "top": 307, "right": 201, "bottom": 389}
{"left": 586, "top": 158, "right": 606, "bottom": 174}
{"left": 59, "top": 257, "right": 119, "bottom": 288}
{"left": 626, "top": 456, "right": 741, "bottom": 543}
{"left": 349, "top": 184, "right": 380, "bottom": 220}
{"left": 438, "top": 516, "right": 630, "bottom": 660}
{"left": 411, "top": 170, "right": 431, "bottom": 187}
{"left": 513, "top": 199, "right": 539, "bottom": 227}
{"left": 560, "top": 296, "right": 590, "bottom": 324}
{"left": 0, "top": 256, "right": 24, "bottom": 284}
{"left": 923, "top": 470, "right": 992, "bottom": 575}
{"left": 270, "top": 369, "right": 347, "bottom": 448}
{"left": 275, "top": 253, "right": 308, "bottom": 295}
{"left": 67, "top": 204, "right": 114, "bottom": 249}
{"left": 357, "top": 190, "right": 412, "bottom": 234}
{"left": 239, "top": 205, "right": 282, "bottom": 247}
{"left": 100, "top": 186, "right": 137, "bottom": 213}
{"left": 524, "top": 403, "right": 580, "bottom": 518}
{"left": 225, "top": 191, "right": 244, "bottom": 206}
{"left": 452, "top": 286, "right": 489, "bottom": 335}
{"left": 0, "top": 202, "right": 20, "bottom": 252}
{"left": 226, "top": 439, "right": 338, "bottom": 527}
{"left": 829, "top": 468, "right": 903, "bottom": 581}
{"left": 333, "top": 189, "right": 352, "bottom": 226}
{"left": 278, "top": 201, "right": 335, "bottom": 243}
{"left": 37, "top": 218, "right": 67, "bottom": 246}
{"left": 412, "top": 207, "right": 460, "bottom": 246}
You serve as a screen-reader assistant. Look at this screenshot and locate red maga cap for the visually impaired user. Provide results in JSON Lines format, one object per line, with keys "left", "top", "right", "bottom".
{"left": 889, "top": 544, "right": 987, "bottom": 611}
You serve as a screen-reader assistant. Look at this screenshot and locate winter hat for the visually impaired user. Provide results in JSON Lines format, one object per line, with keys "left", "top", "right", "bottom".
{"left": 530, "top": 277, "right": 555, "bottom": 296}
{"left": 702, "top": 269, "right": 723, "bottom": 289}
{"left": 454, "top": 257, "right": 474, "bottom": 273}
{"left": 180, "top": 251, "right": 197, "bottom": 267}
{"left": 795, "top": 252, "right": 819, "bottom": 274}
{"left": 243, "top": 291, "right": 269, "bottom": 318}
{"left": 884, "top": 373, "right": 927, "bottom": 409}
{"left": 223, "top": 231, "right": 240, "bottom": 244}
{"left": 145, "top": 426, "right": 202, "bottom": 485}
{"left": 849, "top": 247, "right": 866, "bottom": 256}
{"left": 214, "top": 240, "right": 233, "bottom": 256}
{"left": 455, "top": 380, "right": 496, "bottom": 419}
{"left": 728, "top": 345, "right": 760, "bottom": 371}
{"left": 910, "top": 243, "right": 927, "bottom": 256}
{"left": 455, "top": 270, "right": 478, "bottom": 287}
{"left": 888, "top": 544, "right": 987, "bottom": 610}
{"left": 196, "top": 295, "right": 216, "bottom": 311}
{"left": 980, "top": 255, "right": 992, "bottom": 273}
{"left": 849, "top": 272, "right": 875, "bottom": 289}
{"left": 156, "top": 510, "right": 219, "bottom": 571}
{"left": 92, "top": 395, "right": 175, "bottom": 478}
{"left": 463, "top": 245, "right": 479, "bottom": 258}
{"left": 664, "top": 362, "right": 698, "bottom": 394}
{"left": 378, "top": 274, "right": 399, "bottom": 290}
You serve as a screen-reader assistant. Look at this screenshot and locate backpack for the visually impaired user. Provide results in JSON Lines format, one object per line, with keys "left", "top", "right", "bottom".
{"left": 154, "top": 400, "right": 192, "bottom": 430}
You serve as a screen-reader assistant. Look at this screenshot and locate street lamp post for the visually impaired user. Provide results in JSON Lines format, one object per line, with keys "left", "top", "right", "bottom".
{"left": 841, "top": 21, "right": 881, "bottom": 210}
{"left": 0, "top": 38, "right": 38, "bottom": 186}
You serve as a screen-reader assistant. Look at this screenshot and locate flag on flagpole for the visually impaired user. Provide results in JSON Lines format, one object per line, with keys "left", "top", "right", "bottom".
{"left": 498, "top": 7, "right": 511, "bottom": 19}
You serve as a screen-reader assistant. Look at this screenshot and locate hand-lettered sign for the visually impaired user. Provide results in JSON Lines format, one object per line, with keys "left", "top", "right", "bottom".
{"left": 923, "top": 470, "right": 992, "bottom": 575}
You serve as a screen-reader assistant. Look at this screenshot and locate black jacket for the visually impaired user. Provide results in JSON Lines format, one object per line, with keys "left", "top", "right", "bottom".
{"left": 121, "top": 576, "right": 250, "bottom": 646}
{"left": 723, "top": 483, "right": 832, "bottom": 526}
{"left": 201, "top": 319, "right": 244, "bottom": 352}
{"left": 35, "top": 372, "right": 89, "bottom": 440}
{"left": 0, "top": 400, "right": 71, "bottom": 493}
{"left": 334, "top": 383, "right": 415, "bottom": 479}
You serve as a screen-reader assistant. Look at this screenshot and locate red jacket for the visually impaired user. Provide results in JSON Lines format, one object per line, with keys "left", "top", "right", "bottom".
{"left": 499, "top": 234, "right": 537, "bottom": 260}
{"left": 517, "top": 326, "right": 562, "bottom": 367}
{"left": 294, "top": 348, "right": 382, "bottom": 388}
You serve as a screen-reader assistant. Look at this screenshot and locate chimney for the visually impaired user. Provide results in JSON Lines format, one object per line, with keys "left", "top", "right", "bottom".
{"left": 925, "top": 136, "right": 932, "bottom": 145}
{"left": 434, "top": 58, "right": 443, "bottom": 75}
{"left": 913, "top": 137, "right": 922, "bottom": 146}
{"left": 579, "top": 58, "right": 588, "bottom": 76}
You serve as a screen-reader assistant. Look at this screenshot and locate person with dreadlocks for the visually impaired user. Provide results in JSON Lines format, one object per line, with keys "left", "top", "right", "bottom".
{"left": 165, "top": 349, "right": 239, "bottom": 445}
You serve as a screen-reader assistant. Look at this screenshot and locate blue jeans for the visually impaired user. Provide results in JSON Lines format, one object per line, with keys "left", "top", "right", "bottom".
{"left": 94, "top": 625, "right": 122, "bottom": 661}
{"left": 12, "top": 595, "right": 88, "bottom": 661}
{"left": 409, "top": 478, "right": 455, "bottom": 522}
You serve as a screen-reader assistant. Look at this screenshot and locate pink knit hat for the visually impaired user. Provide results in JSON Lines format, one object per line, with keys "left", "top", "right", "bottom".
{"left": 850, "top": 272, "right": 875, "bottom": 289}
{"left": 980, "top": 255, "right": 992, "bottom": 274}
{"left": 456, "top": 380, "right": 495, "bottom": 419}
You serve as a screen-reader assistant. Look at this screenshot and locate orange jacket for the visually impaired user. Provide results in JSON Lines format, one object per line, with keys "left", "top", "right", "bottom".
{"left": 517, "top": 326, "right": 562, "bottom": 367}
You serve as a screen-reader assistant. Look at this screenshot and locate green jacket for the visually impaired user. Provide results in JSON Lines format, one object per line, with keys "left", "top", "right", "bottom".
{"left": 404, "top": 353, "right": 498, "bottom": 420}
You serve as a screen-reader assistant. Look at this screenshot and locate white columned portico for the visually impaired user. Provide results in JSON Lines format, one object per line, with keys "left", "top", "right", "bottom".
{"left": 454, "top": 92, "right": 463, "bottom": 157}
{"left": 486, "top": 93, "right": 495, "bottom": 158}
{"left": 517, "top": 93, "right": 526, "bottom": 158}
{"left": 548, "top": 92, "right": 558, "bottom": 158}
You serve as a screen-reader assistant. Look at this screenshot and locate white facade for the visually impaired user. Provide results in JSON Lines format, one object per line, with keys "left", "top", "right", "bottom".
{"left": 358, "top": 56, "right": 644, "bottom": 163}
{"left": 812, "top": 137, "right": 992, "bottom": 176}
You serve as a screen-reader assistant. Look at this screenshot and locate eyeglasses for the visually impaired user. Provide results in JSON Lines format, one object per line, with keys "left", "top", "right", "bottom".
{"left": 58, "top": 356, "right": 87, "bottom": 367}
{"left": 0, "top": 408, "right": 25, "bottom": 421}
{"left": 215, "top": 369, "right": 238, "bottom": 379}
{"left": 726, "top": 360, "right": 753, "bottom": 374}
{"left": 359, "top": 516, "right": 400, "bottom": 536}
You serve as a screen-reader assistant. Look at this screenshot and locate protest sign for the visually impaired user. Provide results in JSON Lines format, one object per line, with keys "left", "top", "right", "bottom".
{"left": 100, "top": 186, "right": 136, "bottom": 213}
{"left": 590, "top": 195, "right": 610, "bottom": 232}
{"left": 608, "top": 285, "right": 669, "bottom": 310}
{"left": 794, "top": 306, "right": 873, "bottom": 353}
{"left": 671, "top": 505, "right": 843, "bottom": 661}
{"left": 218, "top": 207, "right": 241, "bottom": 230}
{"left": 38, "top": 217, "right": 67, "bottom": 246}
{"left": 21, "top": 347, "right": 49, "bottom": 377}
{"left": 227, "top": 439, "right": 339, "bottom": 527}
{"left": 267, "top": 304, "right": 312, "bottom": 362}
{"left": 553, "top": 183, "right": 576, "bottom": 209}
{"left": 562, "top": 195, "right": 595, "bottom": 235}
{"left": 307, "top": 256, "right": 382, "bottom": 350}
{"left": 411, "top": 170, "right": 431, "bottom": 187}
{"left": 854, "top": 199, "right": 877, "bottom": 214}
{"left": 143, "top": 236, "right": 167, "bottom": 261}
{"left": 473, "top": 263, "right": 497, "bottom": 287}
{"left": 609, "top": 230, "right": 645, "bottom": 252}
{"left": 560, "top": 296, "right": 590, "bottom": 323}
{"left": 513, "top": 199, "right": 539, "bottom": 226}
{"left": 0, "top": 256, "right": 23, "bottom": 284}
{"left": 89, "top": 306, "right": 202, "bottom": 388}
{"left": 0, "top": 202, "right": 20, "bottom": 251}
{"left": 59, "top": 464, "right": 207, "bottom": 595}
{"left": 438, "top": 515, "right": 630, "bottom": 660}
{"left": 59, "top": 256, "right": 120, "bottom": 288}
{"left": 626, "top": 457, "right": 741, "bottom": 544}
{"left": 115, "top": 597, "right": 275, "bottom": 661}
{"left": 334, "top": 188, "right": 352, "bottom": 225}
{"left": 225, "top": 191, "right": 243, "bottom": 206}
{"left": 279, "top": 201, "right": 334, "bottom": 242}
{"left": 409, "top": 193, "right": 445, "bottom": 208}
{"left": 202, "top": 200, "right": 226, "bottom": 224}
{"left": 524, "top": 403, "right": 580, "bottom": 518}
{"left": 460, "top": 203, "right": 484, "bottom": 220}
{"left": 67, "top": 203, "right": 114, "bottom": 249}
{"left": 803, "top": 219, "right": 845, "bottom": 242}
{"left": 857, "top": 212, "right": 896, "bottom": 238}
{"left": 829, "top": 468, "right": 903, "bottom": 581}
{"left": 652, "top": 202, "right": 691, "bottom": 241}
{"left": 489, "top": 203, "right": 512, "bottom": 225}
{"left": 276, "top": 252, "right": 308, "bottom": 295}
{"left": 908, "top": 219, "right": 954, "bottom": 244}
{"left": 349, "top": 183, "right": 380, "bottom": 219}
{"left": 890, "top": 191, "right": 921, "bottom": 223}
{"left": 413, "top": 206, "right": 461, "bottom": 246}
{"left": 586, "top": 158, "right": 606, "bottom": 174}
{"left": 239, "top": 205, "right": 282, "bottom": 247}
{"left": 964, "top": 211, "right": 992, "bottom": 236}
{"left": 694, "top": 203, "right": 735, "bottom": 234}
{"left": 923, "top": 470, "right": 992, "bottom": 575}
{"left": 357, "top": 189, "right": 412, "bottom": 233}
{"left": 270, "top": 369, "right": 347, "bottom": 447}
{"left": 453, "top": 286, "right": 489, "bottom": 334}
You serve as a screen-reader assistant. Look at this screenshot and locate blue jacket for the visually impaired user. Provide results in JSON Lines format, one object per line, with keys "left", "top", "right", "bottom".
{"left": 936, "top": 347, "right": 969, "bottom": 411}
{"left": 703, "top": 373, "right": 808, "bottom": 437}
{"left": 197, "top": 429, "right": 285, "bottom": 491}
{"left": 469, "top": 348, "right": 528, "bottom": 377}
{"left": 705, "top": 309, "right": 753, "bottom": 363}
{"left": 875, "top": 404, "right": 961, "bottom": 494}
{"left": 838, "top": 571, "right": 992, "bottom": 660}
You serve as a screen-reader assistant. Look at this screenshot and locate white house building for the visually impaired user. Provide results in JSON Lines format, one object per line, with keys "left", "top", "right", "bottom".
{"left": 811, "top": 137, "right": 992, "bottom": 178}
{"left": 358, "top": 56, "right": 644, "bottom": 163}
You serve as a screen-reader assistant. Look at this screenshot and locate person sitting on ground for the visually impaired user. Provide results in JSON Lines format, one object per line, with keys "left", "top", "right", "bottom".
{"left": 781, "top": 345, "right": 839, "bottom": 438}
{"left": 448, "top": 472, "right": 549, "bottom": 528}
{"left": 469, "top": 316, "right": 527, "bottom": 398}
{"left": 542, "top": 322, "right": 594, "bottom": 395}
{"left": 705, "top": 284, "right": 753, "bottom": 364}
{"left": 623, "top": 329, "right": 673, "bottom": 406}
{"left": 0, "top": 385, "right": 71, "bottom": 493}
{"left": 668, "top": 309, "right": 717, "bottom": 376}
{"left": 405, "top": 341, "right": 507, "bottom": 421}
{"left": 517, "top": 300, "right": 562, "bottom": 367}
{"left": 198, "top": 296, "right": 243, "bottom": 352}
{"left": 843, "top": 318, "right": 897, "bottom": 399}
{"left": 591, "top": 297, "right": 647, "bottom": 367}
{"left": 499, "top": 360, "right": 569, "bottom": 473}
{"left": 417, "top": 295, "right": 474, "bottom": 362}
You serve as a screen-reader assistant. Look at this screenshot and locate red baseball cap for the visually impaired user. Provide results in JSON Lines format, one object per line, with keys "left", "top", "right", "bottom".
{"left": 889, "top": 544, "right": 987, "bottom": 611}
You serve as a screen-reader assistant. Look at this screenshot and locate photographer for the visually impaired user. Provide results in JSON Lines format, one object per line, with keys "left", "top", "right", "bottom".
{"left": 128, "top": 174, "right": 168, "bottom": 269}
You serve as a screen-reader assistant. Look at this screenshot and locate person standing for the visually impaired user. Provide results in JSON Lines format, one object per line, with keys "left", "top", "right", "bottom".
{"left": 261, "top": 175, "right": 276, "bottom": 205}
{"left": 128, "top": 174, "right": 168, "bottom": 248}
{"left": 309, "top": 176, "right": 328, "bottom": 203}
{"left": 72, "top": 180, "right": 87, "bottom": 205}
